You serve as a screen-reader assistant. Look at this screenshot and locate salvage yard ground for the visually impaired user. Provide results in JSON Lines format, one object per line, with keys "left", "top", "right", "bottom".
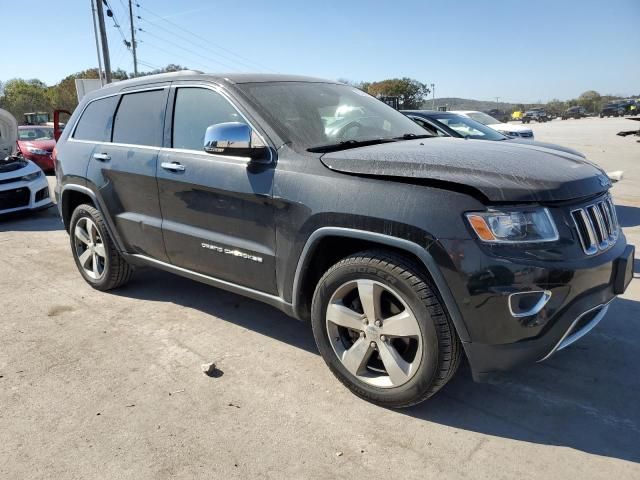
{"left": 1, "top": 117, "right": 639, "bottom": 479}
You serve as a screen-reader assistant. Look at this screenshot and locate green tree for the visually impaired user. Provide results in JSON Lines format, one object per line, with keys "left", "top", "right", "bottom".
{"left": 577, "top": 90, "right": 602, "bottom": 113}
{"left": 545, "top": 98, "right": 567, "bottom": 116}
{"left": 0, "top": 79, "right": 51, "bottom": 121}
{"left": 367, "top": 78, "right": 430, "bottom": 109}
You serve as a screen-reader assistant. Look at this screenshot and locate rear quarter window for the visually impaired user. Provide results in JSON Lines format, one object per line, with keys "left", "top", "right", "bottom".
{"left": 73, "top": 96, "right": 119, "bottom": 142}
{"left": 112, "top": 89, "right": 166, "bottom": 147}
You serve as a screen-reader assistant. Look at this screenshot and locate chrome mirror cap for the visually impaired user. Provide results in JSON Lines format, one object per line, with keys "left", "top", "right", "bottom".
{"left": 204, "top": 122, "right": 266, "bottom": 159}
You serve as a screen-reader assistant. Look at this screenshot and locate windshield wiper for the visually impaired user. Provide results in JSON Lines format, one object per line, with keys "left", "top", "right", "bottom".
{"left": 392, "top": 133, "right": 433, "bottom": 140}
{"left": 307, "top": 138, "right": 397, "bottom": 153}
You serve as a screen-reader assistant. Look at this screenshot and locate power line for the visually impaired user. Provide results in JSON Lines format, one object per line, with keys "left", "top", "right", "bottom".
{"left": 137, "top": 3, "right": 276, "bottom": 73}
{"left": 138, "top": 39, "right": 217, "bottom": 72}
{"left": 138, "top": 27, "right": 241, "bottom": 72}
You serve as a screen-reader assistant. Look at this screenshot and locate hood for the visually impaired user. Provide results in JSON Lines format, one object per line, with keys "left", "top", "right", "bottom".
{"left": 320, "top": 137, "right": 610, "bottom": 203}
{"left": 488, "top": 123, "right": 532, "bottom": 133}
{"left": 0, "top": 108, "right": 18, "bottom": 158}
{"left": 0, "top": 155, "right": 34, "bottom": 177}
{"left": 18, "top": 139, "right": 56, "bottom": 151}
{"left": 506, "top": 138, "right": 585, "bottom": 158}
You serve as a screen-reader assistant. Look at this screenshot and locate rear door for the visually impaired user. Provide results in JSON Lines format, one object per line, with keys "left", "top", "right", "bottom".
{"left": 157, "top": 84, "right": 277, "bottom": 294}
{"left": 85, "top": 86, "right": 169, "bottom": 261}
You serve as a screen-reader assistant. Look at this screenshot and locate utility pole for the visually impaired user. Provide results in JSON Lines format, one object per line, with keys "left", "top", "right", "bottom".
{"left": 431, "top": 83, "right": 435, "bottom": 110}
{"left": 495, "top": 97, "right": 500, "bottom": 110}
{"left": 90, "top": 0, "right": 104, "bottom": 86}
{"left": 95, "top": 0, "right": 112, "bottom": 83}
{"left": 128, "top": 0, "right": 138, "bottom": 76}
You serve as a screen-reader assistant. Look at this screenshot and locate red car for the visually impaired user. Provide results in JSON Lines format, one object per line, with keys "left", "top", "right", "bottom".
{"left": 16, "top": 125, "right": 56, "bottom": 173}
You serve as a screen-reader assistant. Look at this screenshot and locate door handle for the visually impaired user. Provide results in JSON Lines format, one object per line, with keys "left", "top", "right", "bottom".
{"left": 93, "top": 152, "right": 111, "bottom": 162}
{"left": 161, "top": 162, "right": 186, "bottom": 172}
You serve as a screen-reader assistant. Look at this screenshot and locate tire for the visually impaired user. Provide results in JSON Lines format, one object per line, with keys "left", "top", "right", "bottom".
{"left": 311, "top": 250, "right": 462, "bottom": 408}
{"left": 69, "top": 204, "right": 133, "bottom": 291}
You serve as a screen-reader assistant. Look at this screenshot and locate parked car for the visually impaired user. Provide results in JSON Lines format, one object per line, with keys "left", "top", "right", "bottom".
{"left": 16, "top": 125, "right": 56, "bottom": 173}
{"left": 562, "top": 106, "right": 587, "bottom": 120}
{"left": 0, "top": 155, "right": 53, "bottom": 215}
{"left": 600, "top": 102, "right": 627, "bottom": 117}
{"left": 402, "top": 110, "right": 586, "bottom": 157}
{"left": 485, "top": 109, "right": 510, "bottom": 123}
{"left": 54, "top": 72, "right": 633, "bottom": 407}
{"left": 522, "top": 108, "right": 550, "bottom": 123}
{"left": 452, "top": 110, "right": 535, "bottom": 139}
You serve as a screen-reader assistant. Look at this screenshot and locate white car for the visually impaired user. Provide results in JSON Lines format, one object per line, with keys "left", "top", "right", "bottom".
{"left": 1, "top": 109, "right": 53, "bottom": 215}
{"left": 451, "top": 110, "right": 535, "bottom": 140}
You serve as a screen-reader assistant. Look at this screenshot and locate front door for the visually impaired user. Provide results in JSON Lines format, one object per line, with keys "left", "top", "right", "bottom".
{"left": 157, "top": 85, "right": 277, "bottom": 294}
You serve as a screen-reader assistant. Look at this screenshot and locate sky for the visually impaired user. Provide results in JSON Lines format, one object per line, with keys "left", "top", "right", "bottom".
{"left": 1, "top": 0, "right": 639, "bottom": 103}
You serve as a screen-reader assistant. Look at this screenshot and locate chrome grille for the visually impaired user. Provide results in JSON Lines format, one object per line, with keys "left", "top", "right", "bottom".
{"left": 571, "top": 196, "right": 619, "bottom": 255}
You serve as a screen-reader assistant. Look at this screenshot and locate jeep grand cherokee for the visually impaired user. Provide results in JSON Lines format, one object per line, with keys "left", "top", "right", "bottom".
{"left": 54, "top": 72, "right": 634, "bottom": 408}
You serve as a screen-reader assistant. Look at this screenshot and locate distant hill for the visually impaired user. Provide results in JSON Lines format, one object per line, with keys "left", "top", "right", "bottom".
{"left": 422, "top": 97, "right": 540, "bottom": 112}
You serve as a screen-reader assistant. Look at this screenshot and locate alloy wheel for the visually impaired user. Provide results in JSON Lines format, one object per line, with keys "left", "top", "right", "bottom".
{"left": 326, "top": 279, "right": 423, "bottom": 388}
{"left": 74, "top": 217, "right": 106, "bottom": 280}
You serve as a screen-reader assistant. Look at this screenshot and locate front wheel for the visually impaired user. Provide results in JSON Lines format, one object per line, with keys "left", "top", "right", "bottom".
{"left": 311, "top": 251, "right": 462, "bottom": 408}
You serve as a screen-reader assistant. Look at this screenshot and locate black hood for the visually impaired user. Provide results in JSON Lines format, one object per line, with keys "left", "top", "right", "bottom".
{"left": 320, "top": 138, "right": 610, "bottom": 203}
{"left": 506, "top": 138, "right": 585, "bottom": 158}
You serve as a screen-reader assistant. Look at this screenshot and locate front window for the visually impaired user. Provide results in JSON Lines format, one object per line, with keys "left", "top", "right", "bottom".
{"left": 466, "top": 112, "right": 501, "bottom": 125}
{"left": 432, "top": 114, "right": 506, "bottom": 140}
{"left": 172, "top": 87, "right": 245, "bottom": 150}
{"left": 236, "top": 82, "right": 426, "bottom": 151}
{"left": 18, "top": 127, "right": 54, "bottom": 141}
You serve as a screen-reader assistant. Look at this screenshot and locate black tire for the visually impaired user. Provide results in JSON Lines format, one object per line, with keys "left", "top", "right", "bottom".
{"left": 69, "top": 204, "right": 133, "bottom": 291}
{"left": 311, "top": 250, "right": 462, "bottom": 408}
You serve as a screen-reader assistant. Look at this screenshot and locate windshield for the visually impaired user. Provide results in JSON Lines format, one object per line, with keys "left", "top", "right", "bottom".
{"left": 431, "top": 114, "right": 506, "bottom": 140}
{"left": 465, "top": 112, "right": 502, "bottom": 125}
{"left": 18, "top": 127, "right": 54, "bottom": 141}
{"left": 236, "top": 82, "right": 427, "bottom": 151}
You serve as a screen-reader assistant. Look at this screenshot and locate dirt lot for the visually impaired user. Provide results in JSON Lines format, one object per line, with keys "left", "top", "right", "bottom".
{"left": 1, "top": 117, "right": 638, "bottom": 479}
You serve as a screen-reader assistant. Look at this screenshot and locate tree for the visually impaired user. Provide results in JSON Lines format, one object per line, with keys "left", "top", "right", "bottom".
{"left": 367, "top": 78, "right": 430, "bottom": 109}
{"left": 0, "top": 79, "right": 52, "bottom": 121}
{"left": 545, "top": 98, "right": 567, "bottom": 116}
{"left": 577, "top": 90, "right": 601, "bottom": 113}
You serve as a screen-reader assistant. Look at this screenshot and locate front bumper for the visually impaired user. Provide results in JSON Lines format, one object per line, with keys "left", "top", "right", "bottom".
{"left": 434, "top": 233, "right": 634, "bottom": 379}
{"left": 0, "top": 175, "right": 53, "bottom": 215}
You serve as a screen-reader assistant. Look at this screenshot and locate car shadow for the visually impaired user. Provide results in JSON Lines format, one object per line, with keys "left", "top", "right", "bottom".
{"left": 0, "top": 206, "right": 63, "bottom": 232}
{"left": 402, "top": 296, "right": 640, "bottom": 464}
{"left": 615, "top": 204, "right": 640, "bottom": 228}
{"left": 115, "top": 268, "right": 639, "bottom": 463}
{"left": 112, "top": 268, "right": 318, "bottom": 355}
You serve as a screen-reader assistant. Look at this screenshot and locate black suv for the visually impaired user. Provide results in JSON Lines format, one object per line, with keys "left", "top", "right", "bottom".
{"left": 562, "top": 106, "right": 587, "bottom": 120}
{"left": 54, "top": 72, "right": 634, "bottom": 407}
{"left": 522, "top": 108, "right": 550, "bottom": 123}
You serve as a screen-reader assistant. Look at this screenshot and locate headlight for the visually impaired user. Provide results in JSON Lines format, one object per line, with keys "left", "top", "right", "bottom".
{"left": 21, "top": 171, "right": 42, "bottom": 182}
{"left": 499, "top": 131, "right": 519, "bottom": 137}
{"left": 26, "top": 146, "right": 50, "bottom": 155}
{"left": 466, "top": 208, "right": 558, "bottom": 243}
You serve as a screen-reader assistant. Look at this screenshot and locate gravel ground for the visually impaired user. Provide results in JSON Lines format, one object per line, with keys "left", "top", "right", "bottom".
{"left": 0, "top": 117, "right": 638, "bottom": 479}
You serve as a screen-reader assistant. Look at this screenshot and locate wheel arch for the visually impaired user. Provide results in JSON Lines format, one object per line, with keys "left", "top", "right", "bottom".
{"left": 60, "top": 184, "right": 125, "bottom": 252}
{"left": 291, "top": 227, "right": 470, "bottom": 342}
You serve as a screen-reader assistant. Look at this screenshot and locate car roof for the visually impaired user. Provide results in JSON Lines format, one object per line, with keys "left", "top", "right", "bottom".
{"left": 401, "top": 110, "right": 458, "bottom": 116}
{"left": 89, "top": 70, "right": 342, "bottom": 99}
{"left": 18, "top": 125, "right": 52, "bottom": 129}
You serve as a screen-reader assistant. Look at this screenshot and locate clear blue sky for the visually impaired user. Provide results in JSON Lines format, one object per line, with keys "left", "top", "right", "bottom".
{"left": 2, "top": 0, "right": 638, "bottom": 102}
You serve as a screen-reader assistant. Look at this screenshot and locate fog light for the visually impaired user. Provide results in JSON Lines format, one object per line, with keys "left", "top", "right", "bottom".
{"left": 508, "top": 290, "right": 552, "bottom": 318}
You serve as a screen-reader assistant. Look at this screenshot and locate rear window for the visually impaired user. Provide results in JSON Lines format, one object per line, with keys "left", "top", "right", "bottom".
{"left": 112, "top": 89, "right": 166, "bottom": 147}
{"left": 73, "top": 96, "right": 119, "bottom": 142}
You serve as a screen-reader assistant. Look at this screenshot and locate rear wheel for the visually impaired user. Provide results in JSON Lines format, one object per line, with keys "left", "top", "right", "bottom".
{"left": 311, "top": 251, "right": 462, "bottom": 408}
{"left": 69, "top": 204, "right": 133, "bottom": 291}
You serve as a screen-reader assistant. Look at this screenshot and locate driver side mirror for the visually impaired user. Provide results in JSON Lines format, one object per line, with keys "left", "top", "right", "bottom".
{"left": 204, "top": 122, "right": 268, "bottom": 161}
